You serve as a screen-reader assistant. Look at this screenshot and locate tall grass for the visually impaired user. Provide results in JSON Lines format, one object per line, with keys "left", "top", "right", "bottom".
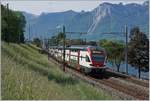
{"left": 1, "top": 42, "right": 117, "bottom": 100}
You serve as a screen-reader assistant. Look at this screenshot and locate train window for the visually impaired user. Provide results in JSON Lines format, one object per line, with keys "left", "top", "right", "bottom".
{"left": 86, "top": 55, "right": 90, "bottom": 62}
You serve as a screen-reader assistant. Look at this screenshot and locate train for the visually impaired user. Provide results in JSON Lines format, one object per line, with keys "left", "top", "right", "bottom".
{"left": 49, "top": 45, "right": 107, "bottom": 73}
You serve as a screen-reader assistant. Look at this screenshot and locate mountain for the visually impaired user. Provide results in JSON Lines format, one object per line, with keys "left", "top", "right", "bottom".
{"left": 23, "top": 1, "right": 149, "bottom": 41}
{"left": 22, "top": 12, "right": 37, "bottom": 21}
{"left": 23, "top": 10, "right": 78, "bottom": 39}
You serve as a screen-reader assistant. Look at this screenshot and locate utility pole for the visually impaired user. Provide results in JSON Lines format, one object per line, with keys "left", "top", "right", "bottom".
{"left": 63, "top": 25, "right": 66, "bottom": 71}
{"left": 125, "top": 25, "right": 128, "bottom": 75}
{"left": 28, "top": 23, "right": 31, "bottom": 42}
{"left": 48, "top": 25, "right": 87, "bottom": 71}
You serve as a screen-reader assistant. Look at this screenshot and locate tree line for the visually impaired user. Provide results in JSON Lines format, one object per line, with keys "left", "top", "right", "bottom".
{"left": 1, "top": 4, "right": 26, "bottom": 43}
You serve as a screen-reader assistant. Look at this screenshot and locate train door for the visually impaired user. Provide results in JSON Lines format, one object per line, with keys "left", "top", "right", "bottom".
{"left": 79, "top": 51, "right": 84, "bottom": 66}
{"left": 84, "top": 52, "right": 92, "bottom": 68}
{"left": 77, "top": 50, "right": 80, "bottom": 70}
{"left": 65, "top": 50, "right": 69, "bottom": 61}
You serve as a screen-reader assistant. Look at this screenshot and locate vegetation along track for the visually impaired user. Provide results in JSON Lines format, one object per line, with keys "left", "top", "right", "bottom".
{"left": 47, "top": 52, "right": 149, "bottom": 100}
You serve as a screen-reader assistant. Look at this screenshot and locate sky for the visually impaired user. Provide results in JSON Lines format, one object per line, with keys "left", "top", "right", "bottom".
{"left": 1, "top": 0, "right": 145, "bottom": 15}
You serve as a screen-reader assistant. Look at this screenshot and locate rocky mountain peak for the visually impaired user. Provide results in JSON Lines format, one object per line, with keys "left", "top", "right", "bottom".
{"left": 143, "top": 1, "right": 149, "bottom": 6}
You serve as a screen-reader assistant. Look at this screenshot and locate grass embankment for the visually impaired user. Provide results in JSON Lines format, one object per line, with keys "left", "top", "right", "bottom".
{"left": 1, "top": 42, "right": 116, "bottom": 100}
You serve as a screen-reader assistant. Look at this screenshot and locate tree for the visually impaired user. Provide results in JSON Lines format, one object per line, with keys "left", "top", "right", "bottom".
{"left": 69, "top": 39, "right": 85, "bottom": 45}
{"left": 33, "top": 38, "right": 42, "bottom": 47}
{"left": 128, "top": 27, "right": 149, "bottom": 78}
{"left": 113, "top": 44, "right": 124, "bottom": 72}
{"left": 20, "top": 33, "right": 25, "bottom": 43}
{"left": 87, "top": 41, "right": 97, "bottom": 46}
{"left": 48, "top": 36, "right": 59, "bottom": 46}
{"left": 1, "top": 4, "right": 26, "bottom": 43}
{"left": 48, "top": 32, "right": 66, "bottom": 46}
{"left": 57, "top": 32, "right": 66, "bottom": 45}
{"left": 99, "top": 39, "right": 124, "bottom": 72}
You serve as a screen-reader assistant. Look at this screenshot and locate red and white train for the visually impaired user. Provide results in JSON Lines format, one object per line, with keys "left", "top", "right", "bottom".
{"left": 49, "top": 45, "right": 107, "bottom": 73}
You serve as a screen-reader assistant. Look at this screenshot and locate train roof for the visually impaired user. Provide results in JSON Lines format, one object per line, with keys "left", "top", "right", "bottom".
{"left": 49, "top": 45, "right": 104, "bottom": 51}
{"left": 67, "top": 45, "right": 104, "bottom": 51}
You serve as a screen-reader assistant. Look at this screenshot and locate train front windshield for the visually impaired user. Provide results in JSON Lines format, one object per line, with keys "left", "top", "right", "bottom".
{"left": 90, "top": 46, "right": 106, "bottom": 62}
{"left": 92, "top": 54, "right": 105, "bottom": 62}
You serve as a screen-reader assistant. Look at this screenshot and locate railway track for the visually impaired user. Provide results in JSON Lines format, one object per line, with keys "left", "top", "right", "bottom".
{"left": 98, "top": 77, "right": 148, "bottom": 100}
{"left": 105, "top": 69, "right": 149, "bottom": 88}
{"left": 47, "top": 53, "right": 149, "bottom": 100}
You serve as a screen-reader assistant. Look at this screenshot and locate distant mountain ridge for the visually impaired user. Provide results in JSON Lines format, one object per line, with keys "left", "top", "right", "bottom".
{"left": 23, "top": 1, "right": 149, "bottom": 41}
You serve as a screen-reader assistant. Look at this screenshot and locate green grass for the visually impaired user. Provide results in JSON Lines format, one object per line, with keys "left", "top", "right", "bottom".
{"left": 1, "top": 42, "right": 117, "bottom": 100}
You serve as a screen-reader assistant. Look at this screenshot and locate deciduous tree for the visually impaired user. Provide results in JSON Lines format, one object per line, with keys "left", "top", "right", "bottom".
{"left": 99, "top": 39, "right": 124, "bottom": 72}
{"left": 128, "top": 27, "right": 149, "bottom": 78}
